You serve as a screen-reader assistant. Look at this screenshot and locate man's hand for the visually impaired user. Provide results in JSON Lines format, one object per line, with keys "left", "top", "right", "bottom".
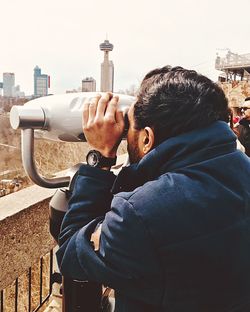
{"left": 82, "top": 93, "right": 125, "bottom": 158}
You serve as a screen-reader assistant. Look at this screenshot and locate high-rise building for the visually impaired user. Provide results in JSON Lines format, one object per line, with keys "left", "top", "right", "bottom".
{"left": 34, "top": 66, "right": 50, "bottom": 97}
{"left": 99, "top": 39, "right": 114, "bottom": 92}
{"left": 3, "top": 73, "right": 15, "bottom": 97}
{"left": 82, "top": 77, "right": 96, "bottom": 92}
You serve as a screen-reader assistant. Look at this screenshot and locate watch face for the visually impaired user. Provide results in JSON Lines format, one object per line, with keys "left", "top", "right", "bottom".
{"left": 86, "top": 150, "right": 116, "bottom": 168}
{"left": 87, "top": 151, "right": 99, "bottom": 167}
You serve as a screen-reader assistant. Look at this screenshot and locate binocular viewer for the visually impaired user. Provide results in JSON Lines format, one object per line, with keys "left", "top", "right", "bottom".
{"left": 10, "top": 92, "right": 135, "bottom": 143}
{"left": 9, "top": 92, "right": 135, "bottom": 188}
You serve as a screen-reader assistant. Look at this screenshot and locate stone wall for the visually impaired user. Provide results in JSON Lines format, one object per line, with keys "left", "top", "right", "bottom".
{"left": 0, "top": 185, "right": 55, "bottom": 290}
{"left": 219, "top": 81, "right": 250, "bottom": 107}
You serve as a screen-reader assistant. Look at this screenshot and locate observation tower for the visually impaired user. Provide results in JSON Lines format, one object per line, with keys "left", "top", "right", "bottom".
{"left": 99, "top": 39, "right": 114, "bottom": 92}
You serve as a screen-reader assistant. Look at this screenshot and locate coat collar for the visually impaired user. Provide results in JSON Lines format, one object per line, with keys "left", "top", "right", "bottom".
{"left": 112, "top": 121, "right": 237, "bottom": 194}
{"left": 239, "top": 118, "right": 250, "bottom": 127}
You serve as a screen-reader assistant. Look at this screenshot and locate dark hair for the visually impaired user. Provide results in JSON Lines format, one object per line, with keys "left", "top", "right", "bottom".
{"left": 134, "top": 66, "right": 230, "bottom": 145}
{"left": 245, "top": 97, "right": 250, "bottom": 101}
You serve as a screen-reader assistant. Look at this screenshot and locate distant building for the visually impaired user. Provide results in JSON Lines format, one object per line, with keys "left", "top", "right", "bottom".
{"left": 12, "top": 85, "right": 25, "bottom": 98}
{"left": 99, "top": 39, "right": 114, "bottom": 92}
{"left": 3, "top": 73, "right": 15, "bottom": 97}
{"left": 34, "top": 66, "right": 50, "bottom": 97}
{"left": 215, "top": 50, "right": 250, "bottom": 82}
{"left": 0, "top": 82, "right": 3, "bottom": 96}
{"left": 82, "top": 77, "right": 96, "bottom": 92}
{"left": 65, "top": 89, "right": 79, "bottom": 94}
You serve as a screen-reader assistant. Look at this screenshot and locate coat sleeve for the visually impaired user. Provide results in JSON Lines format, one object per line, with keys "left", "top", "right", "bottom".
{"left": 56, "top": 165, "right": 162, "bottom": 303}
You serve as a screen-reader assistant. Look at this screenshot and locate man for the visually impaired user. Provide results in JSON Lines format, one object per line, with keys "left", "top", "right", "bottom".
{"left": 57, "top": 66, "right": 250, "bottom": 311}
{"left": 236, "top": 97, "right": 250, "bottom": 156}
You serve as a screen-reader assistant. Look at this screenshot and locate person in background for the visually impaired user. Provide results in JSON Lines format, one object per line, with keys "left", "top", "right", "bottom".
{"left": 57, "top": 66, "right": 250, "bottom": 312}
{"left": 229, "top": 109, "right": 245, "bottom": 153}
{"left": 235, "top": 97, "right": 250, "bottom": 156}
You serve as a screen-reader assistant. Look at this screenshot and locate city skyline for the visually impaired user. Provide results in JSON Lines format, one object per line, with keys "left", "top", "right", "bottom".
{"left": 1, "top": 0, "right": 250, "bottom": 95}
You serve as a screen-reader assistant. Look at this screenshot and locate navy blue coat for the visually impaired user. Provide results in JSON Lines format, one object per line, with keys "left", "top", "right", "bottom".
{"left": 57, "top": 121, "right": 250, "bottom": 311}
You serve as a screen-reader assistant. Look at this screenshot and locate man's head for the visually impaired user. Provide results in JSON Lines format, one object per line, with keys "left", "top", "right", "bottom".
{"left": 240, "top": 97, "right": 250, "bottom": 121}
{"left": 127, "top": 66, "right": 229, "bottom": 164}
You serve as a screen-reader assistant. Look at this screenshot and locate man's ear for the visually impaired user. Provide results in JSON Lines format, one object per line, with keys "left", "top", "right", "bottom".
{"left": 142, "top": 127, "right": 155, "bottom": 154}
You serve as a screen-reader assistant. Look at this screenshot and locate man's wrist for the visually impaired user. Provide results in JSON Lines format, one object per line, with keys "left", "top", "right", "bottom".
{"left": 86, "top": 150, "right": 117, "bottom": 168}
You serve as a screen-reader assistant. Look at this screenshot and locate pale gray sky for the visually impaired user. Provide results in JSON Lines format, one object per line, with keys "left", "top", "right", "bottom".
{"left": 1, "top": 0, "right": 250, "bottom": 95}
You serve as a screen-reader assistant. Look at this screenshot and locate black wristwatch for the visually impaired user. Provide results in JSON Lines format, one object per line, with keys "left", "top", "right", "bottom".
{"left": 86, "top": 150, "right": 117, "bottom": 168}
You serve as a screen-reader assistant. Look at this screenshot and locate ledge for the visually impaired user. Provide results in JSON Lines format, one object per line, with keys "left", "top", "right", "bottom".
{"left": 0, "top": 185, "right": 56, "bottom": 290}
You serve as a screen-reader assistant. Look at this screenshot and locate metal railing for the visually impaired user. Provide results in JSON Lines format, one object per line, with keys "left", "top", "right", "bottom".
{"left": 0, "top": 250, "right": 57, "bottom": 312}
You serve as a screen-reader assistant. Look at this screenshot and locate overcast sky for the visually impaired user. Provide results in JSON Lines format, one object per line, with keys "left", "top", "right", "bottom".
{"left": 1, "top": 0, "right": 250, "bottom": 95}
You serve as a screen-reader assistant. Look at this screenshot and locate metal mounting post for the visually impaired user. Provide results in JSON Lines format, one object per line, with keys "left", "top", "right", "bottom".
{"left": 21, "top": 129, "right": 70, "bottom": 188}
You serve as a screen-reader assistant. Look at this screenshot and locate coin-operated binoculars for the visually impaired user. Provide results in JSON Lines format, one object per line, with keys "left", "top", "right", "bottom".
{"left": 10, "top": 92, "right": 135, "bottom": 312}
